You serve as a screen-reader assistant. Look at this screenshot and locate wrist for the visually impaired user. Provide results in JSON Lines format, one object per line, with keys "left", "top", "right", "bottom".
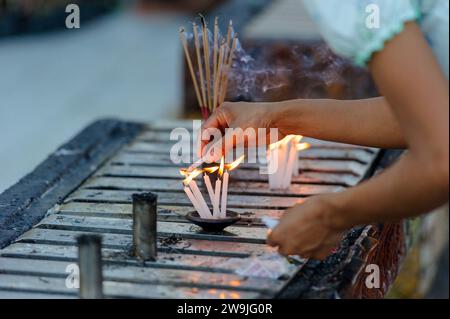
{"left": 320, "top": 193, "right": 352, "bottom": 231}
{"left": 263, "top": 102, "right": 284, "bottom": 128}
{"left": 269, "top": 100, "right": 306, "bottom": 134}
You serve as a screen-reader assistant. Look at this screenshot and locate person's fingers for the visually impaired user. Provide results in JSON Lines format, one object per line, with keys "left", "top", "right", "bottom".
{"left": 196, "top": 128, "right": 203, "bottom": 159}
{"left": 203, "top": 138, "right": 225, "bottom": 163}
{"left": 202, "top": 109, "right": 222, "bottom": 130}
{"left": 198, "top": 127, "right": 221, "bottom": 159}
{"left": 266, "top": 227, "right": 280, "bottom": 247}
{"left": 199, "top": 122, "right": 221, "bottom": 159}
{"left": 198, "top": 108, "right": 231, "bottom": 158}
{"left": 204, "top": 124, "right": 248, "bottom": 163}
{"left": 278, "top": 245, "right": 291, "bottom": 256}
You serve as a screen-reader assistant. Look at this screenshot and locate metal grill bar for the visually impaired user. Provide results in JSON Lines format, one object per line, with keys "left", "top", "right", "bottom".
{"left": 0, "top": 120, "right": 379, "bottom": 298}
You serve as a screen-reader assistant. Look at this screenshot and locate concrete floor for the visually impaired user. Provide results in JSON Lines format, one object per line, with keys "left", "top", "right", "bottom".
{"left": 0, "top": 10, "right": 186, "bottom": 193}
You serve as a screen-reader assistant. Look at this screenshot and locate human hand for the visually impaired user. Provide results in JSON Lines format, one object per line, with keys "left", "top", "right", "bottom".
{"left": 198, "top": 101, "right": 283, "bottom": 161}
{"left": 267, "top": 195, "right": 346, "bottom": 260}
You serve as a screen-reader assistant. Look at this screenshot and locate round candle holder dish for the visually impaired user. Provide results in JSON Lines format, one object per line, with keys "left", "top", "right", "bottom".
{"left": 185, "top": 210, "right": 240, "bottom": 232}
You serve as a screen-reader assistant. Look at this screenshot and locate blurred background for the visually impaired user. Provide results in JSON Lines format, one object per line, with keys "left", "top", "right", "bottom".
{"left": 0, "top": 0, "right": 186, "bottom": 193}
{"left": 0, "top": 0, "right": 378, "bottom": 194}
{"left": 0, "top": 0, "right": 447, "bottom": 298}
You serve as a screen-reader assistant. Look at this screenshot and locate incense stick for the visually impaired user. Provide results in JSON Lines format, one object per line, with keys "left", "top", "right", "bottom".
{"left": 180, "top": 16, "right": 240, "bottom": 118}
{"left": 213, "top": 40, "right": 225, "bottom": 110}
{"left": 219, "top": 34, "right": 238, "bottom": 104}
{"left": 192, "top": 22, "right": 207, "bottom": 111}
{"left": 179, "top": 28, "right": 203, "bottom": 110}
{"left": 213, "top": 17, "right": 219, "bottom": 82}
{"left": 200, "top": 16, "right": 212, "bottom": 111}
{"left": 225, "top": 20, "right": 233, "bottom": 59}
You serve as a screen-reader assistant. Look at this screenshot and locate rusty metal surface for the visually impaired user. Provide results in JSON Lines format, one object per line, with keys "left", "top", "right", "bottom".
{"left": 0, "top": 120, "right": 380, "bottom": 298}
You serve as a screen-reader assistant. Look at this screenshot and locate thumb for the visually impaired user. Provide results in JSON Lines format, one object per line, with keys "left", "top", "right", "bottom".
{"left": 203, "top": 126, "right": 246, "bottom": 163}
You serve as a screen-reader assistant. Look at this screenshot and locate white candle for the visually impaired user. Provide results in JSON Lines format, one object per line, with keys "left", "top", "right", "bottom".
{"left": 203, "top": 174, "right": 215, "bottom": 207}
{"left": 292, "top": 139, "right": 299, "bottom": 177}
{"left": 292, "top": 152, "right": 299, "bottom": 177}
{"left": 189, "top": 180, "right": 212, "bottom": 218}
{"left": 283, "top": 141, "right": 297, "bottom": 188}
{"left": 184, "top": 186, "right": 207, "bottom": 218}
{"left": 220, "top": 171, "right": 229, "bottom": 218}
{"left": 213, "top": 179, "right": 221, "bottom": 218}
{"left": 276, "top": 143, "right": 287, "bottom": 188}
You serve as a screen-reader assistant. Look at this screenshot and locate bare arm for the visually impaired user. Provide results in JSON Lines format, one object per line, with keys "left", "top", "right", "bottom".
{"left": 200, "top": 95, "right": 406, "bottom": 160}
{"left": 268, "top": 22, "right": 449, "bottom": 259}
{"left": 272, "top": 96, "right": 406, "bottom": 149}
{"left": 328, "top": 22, "right": 449, "bottom": 227}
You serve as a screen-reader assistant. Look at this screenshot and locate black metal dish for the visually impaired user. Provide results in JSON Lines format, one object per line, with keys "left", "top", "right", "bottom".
{"left": 185, "top": 211, "right": 240, "bottom": 232}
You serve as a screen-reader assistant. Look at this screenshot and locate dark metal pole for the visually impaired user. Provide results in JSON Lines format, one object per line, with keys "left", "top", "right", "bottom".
{"left": 77, "top": 234, "right": 103, "bottom": 299}
{"left": 132, "top": 192, "right": 158, "bottom": 261}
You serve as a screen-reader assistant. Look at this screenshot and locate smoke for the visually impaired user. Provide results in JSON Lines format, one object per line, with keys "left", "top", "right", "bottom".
{"left": 226, "top": 39, "right": 376, "bottom": 102}
{"left": 183, "top": 20, "right": 377, "bottom": 104}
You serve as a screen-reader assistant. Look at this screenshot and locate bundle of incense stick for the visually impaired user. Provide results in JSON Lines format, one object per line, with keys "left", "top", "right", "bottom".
{"left": 267, "top": 135, "right": 311, "bottom": 190}
{"left": 179, "top": 16, "right": 238, "bottom": 120}
{"left": 181, "top": 156, "right": 244, "bottom": 219}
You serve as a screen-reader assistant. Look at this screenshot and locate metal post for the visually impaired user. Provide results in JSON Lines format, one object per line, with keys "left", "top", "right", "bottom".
{"left": 77, "top": 234, "right": 103, "bottom": 299}
{"left": 132, "top": 192, "right": 158, "bottom": 261}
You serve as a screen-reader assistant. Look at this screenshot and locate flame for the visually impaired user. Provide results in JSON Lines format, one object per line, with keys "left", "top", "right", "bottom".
{"left": 218, "top": 156, "right": 225, "bottom": 177}
{"left": 293, "top": 135, "right": 303, "bottom": 143}
{"left": 181, "top": 168, "right": 203, "bottom": 186}
{"left": 225, "top": 155, "right": 245, "bottom": 171}
{"left": 296, "top": 142, "right": 311, "bottom": 151}
{"left": 269, "top": 134, "right": 297, "bottom": 150}
{"left": 204, "top": 166, "right": 219, "bottom": 174}
{"left": 181, "top": 155, "right": 244, "bottom": 184}
{"left": 229, "top": 280, "right": 241, "bottom": 287}
{"left": 179, "top": 169, "right": 188, "bottom": 176}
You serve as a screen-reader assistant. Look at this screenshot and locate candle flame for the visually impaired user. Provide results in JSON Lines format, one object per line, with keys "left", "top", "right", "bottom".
{"left": 204, "top": 166, "right": 219, "bottom": 174}
{"left": 179, "top": 168, "right": 188, "bottom": 176}
{"left": 181, "top": 168, "right": 203, "bottom": 186}
{"left": 218, "top": 156, "right": 225, "bottom": 177}
{"left": 293, "top": 135, "right": 303, "bottom": 143}
{"left": 296, "top": 142, "right": 311, "bottom": 151}
{"left": 181, "top": 155, "right": 244, "bottom": 184}
{"left": 225, "top": 155, "right": 245, "bottom": 171}
{"left": 269, "top": 134, "right": 300, "bottom": 150}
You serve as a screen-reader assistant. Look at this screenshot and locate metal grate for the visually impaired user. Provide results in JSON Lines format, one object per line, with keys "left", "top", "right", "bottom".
{"left": 0, "top": 120, "right": 379, "bottom": 298}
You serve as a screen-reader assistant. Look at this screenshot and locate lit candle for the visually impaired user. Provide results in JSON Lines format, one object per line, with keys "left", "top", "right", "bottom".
{"left": 292, "top": 152, "right": 299, "bottom": 177}
{"left": 183, "top": 186, "right": 207, "bottom": 218}
{"left": 292, "top": 139, "right": 300, "bottom": 177}
{"left": 203, "top": 174, "right": 215, "bottom": 208}
{"left": 268, "top": 148, "right": 277, "bottom": 189}
{"left": 189, "top": 180, "right": 212, "bottom": 219}
{"left": 213, "top": 179, "right": 221, "bottom": 218}
{"left": 220, "top": 170, "right": 229, "bottom": 218}
{"left": 282, "top": 141, "right": 297, "bottom": 188}
{"left": 279, "top": 142, "right": 289, "bottom": 188}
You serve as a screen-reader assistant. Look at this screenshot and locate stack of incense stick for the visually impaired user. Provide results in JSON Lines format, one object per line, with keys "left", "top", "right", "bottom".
{"left": 179, "top": 16, "right": 238, "bottom": 120}
{"left": 267, "top": 135, "right": 310, "bottom": 190}
{"left": 181, "top": 156, "right": 244, "bottom": 219}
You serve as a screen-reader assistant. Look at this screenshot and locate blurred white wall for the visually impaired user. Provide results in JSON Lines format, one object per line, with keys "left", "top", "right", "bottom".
{"left": 0, "top": 10, "right": 186, "bottom": 193}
